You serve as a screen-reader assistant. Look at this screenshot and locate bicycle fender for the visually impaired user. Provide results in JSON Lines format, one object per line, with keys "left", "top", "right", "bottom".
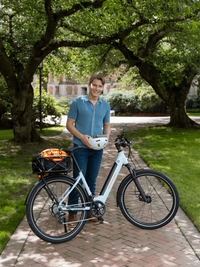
{"left": 25, "top": 180, "right": 41, "bottom": 206}
{"left": 25, "top": 174, "right": 73, "bottom": 205}
{"left": 25, "top": 174, "right": 89, "bottom": 206}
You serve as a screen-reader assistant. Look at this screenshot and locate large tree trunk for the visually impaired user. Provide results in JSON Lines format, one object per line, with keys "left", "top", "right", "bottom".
{"left": 138, "top": 62, "right": 198, "bottom": 128}
{"left": 11, "top": 83, "right": 41, "bottom": 143}
{"left": 165, "top": 83, "right": 198, "bottom": 128}
{"left": 168, "top": 101, "right": 196, "bottom": 128}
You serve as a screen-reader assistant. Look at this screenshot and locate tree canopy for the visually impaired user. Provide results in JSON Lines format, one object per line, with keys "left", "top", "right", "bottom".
{"left": 54, "top": 0, "right": 200, "bottom": 127}
{"left": 1, "top": 0, "right": 200, "bottom": 143}
{"left": 0, "top": 0, "right": 107, "bottom": 142}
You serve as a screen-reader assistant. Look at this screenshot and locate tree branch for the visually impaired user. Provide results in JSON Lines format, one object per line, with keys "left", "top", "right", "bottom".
{"left": 141, "top": 12, "right": 196, "bottom": 59}
{"left": 142, "top": 25, "right": 170, "bottom": 58}
{"left": 54, "top": 0, "right": 106, "bottom": 20}
{"left": 0, "top": 13, "right": 22, "bottom": 51}
{"left": 98, "top": 46, "right": 113, "bottom": 68}
{"left": 44, "top": 0, "right": 54, "bottom": 22}
{"left": 60, "top": 17, "right": 149, "bottom": 44}
{"left": 0, "top": 39, "right": 18, "bottom": 94}
{"left": 113, "top": 41, "right": 141, "bottom": 68}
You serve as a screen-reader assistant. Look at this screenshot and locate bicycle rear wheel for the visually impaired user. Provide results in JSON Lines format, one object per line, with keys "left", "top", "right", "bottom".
{"left": 26, "top": 175, "right": 87, "bottom": 243}
{"left": 117, "top": 169, "right": 179, "bottom": 229}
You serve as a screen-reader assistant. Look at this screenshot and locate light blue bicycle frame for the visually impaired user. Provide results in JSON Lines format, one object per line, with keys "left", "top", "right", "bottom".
{"left": 57, "top": 150, "right": 129, "bottom": 213}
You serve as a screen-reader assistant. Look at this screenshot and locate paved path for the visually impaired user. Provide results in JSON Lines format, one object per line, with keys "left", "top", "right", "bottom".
{"left": 1, "top": 117, "right": 200, "bottom": 267}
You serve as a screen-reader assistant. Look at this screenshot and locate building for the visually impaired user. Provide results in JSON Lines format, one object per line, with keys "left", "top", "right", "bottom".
{"left": 47, "top": 74, "right": 119, "bottom": 101}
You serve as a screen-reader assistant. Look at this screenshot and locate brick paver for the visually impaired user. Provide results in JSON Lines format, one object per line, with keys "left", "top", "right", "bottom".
{"left": 1, "top": 122, "right": 200, "bottom": 267}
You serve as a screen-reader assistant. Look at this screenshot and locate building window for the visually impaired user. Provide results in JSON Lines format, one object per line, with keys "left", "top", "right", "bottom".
{"left": 48, "top": 86, "right": 53, "bottom": 95}
{"left": 66, "top": 86, "right": 73, "bottom": 95}
{"left": 55, "top": 86, "right": 59, "bottom": 95}
{"left": 74, "top": 86, "right": 78, "bottom": 95}
{"left": 82, "top": 87, "right": 87, "bottom": 95}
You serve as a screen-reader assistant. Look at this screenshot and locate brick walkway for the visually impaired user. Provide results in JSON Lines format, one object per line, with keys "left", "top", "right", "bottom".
{"left": 1, "top": 122, "right": 200, "bottom": 267}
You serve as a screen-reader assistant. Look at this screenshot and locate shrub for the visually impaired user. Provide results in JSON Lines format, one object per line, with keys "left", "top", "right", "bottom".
{"left": 33, "top": 87, "right": 62, "bottom": 125}
{"left": 186, "top": 94, "right": 200, "bottom": 109}
{"left": 56, "top": 97, "right": 70, "bottom": 115}
{"left": 0, "top": 75, "right": 11, "bottom": 120}
{"left": 101, "top": 89, "right": 137, "bottom": 112}
{"left": 102, "top": 86, "right": 162, "bottom": 113}
{"left": 135, "top": 87, "right": 162, "bottom": 111}
{"left": 186, "top": 108, "right": 200, "bottom": 113}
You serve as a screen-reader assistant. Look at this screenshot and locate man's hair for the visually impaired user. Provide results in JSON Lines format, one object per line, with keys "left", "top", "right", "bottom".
{"left": 89, "top": 73, "right": 105, "bottom": 86}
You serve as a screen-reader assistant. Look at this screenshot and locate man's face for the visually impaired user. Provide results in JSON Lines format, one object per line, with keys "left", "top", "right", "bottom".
{"left": 88, "top": 79, "right": 104, "bottom": 98}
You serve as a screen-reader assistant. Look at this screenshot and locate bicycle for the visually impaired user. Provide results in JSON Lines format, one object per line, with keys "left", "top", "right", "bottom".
{"left": 26, "top": 124, "right": 179, "bottom": 243}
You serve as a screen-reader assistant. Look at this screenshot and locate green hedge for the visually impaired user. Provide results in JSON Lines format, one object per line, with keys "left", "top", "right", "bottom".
{"left": 101, "top": 87, "right": 163, "bottom": 112}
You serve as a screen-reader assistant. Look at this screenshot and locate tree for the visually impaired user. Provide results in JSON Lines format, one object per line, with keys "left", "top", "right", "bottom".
{"left": 49, "top": 0, "right": 200, "bottom": 128}
{"left": 1, "top": 0, "right": 200, "bottom": 145}
{"left": 0, "top": 0, "right": 107, "bottom": 142}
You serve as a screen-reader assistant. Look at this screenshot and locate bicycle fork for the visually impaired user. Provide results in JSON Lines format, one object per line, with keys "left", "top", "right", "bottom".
{"left": 125, "top": 164, "right": 150, "bottom": 203}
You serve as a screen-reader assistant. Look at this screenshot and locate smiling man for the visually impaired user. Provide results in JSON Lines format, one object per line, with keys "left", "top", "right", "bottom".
{"left": 66, "top": 73, "right": 111, "bottom": 223}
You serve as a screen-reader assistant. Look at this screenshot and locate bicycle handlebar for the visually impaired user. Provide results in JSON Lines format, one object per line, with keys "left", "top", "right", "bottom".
{"left": 115, "top": 124, "right": 131, "bottom": 158}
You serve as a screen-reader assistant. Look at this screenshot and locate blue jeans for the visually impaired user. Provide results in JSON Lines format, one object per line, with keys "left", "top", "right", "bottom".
{"left": 68, "top": 144, "right": 103, "bottom": 214}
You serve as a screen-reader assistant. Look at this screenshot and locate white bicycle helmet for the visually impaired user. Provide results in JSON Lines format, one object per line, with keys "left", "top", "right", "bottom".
{"left": 88, "top": 135, "right": 108, "bottom": 150}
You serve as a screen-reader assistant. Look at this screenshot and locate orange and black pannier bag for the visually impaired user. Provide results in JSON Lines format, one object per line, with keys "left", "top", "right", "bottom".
{"left": 32, "top": 148, "right": 72, "bottom": 174}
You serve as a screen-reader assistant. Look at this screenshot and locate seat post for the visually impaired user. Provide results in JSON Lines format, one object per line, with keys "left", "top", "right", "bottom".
{"left": 70, "top": 153, "right": 81, "bottom": 173}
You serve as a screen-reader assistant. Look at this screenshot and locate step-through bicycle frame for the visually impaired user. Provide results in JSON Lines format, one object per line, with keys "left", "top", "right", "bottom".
{"left": 56, "top": 149, "right": 147, "bottom": 213}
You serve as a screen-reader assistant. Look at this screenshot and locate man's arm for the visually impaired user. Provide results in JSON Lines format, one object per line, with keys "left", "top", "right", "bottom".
{"left": 103, "top": 122, "right": 111, "bottom": 142}
{"left": 66, "top": 117, "right": 92, "bottom": 148}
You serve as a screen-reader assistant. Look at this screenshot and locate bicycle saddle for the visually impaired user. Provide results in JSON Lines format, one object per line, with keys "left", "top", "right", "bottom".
{"left": 61, "top": 146, "right": 83, "bottom": 154}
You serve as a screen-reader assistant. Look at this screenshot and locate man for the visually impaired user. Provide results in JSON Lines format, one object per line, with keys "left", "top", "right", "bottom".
{"left": 66, "top": 74, "right": 111, "bottom": 223}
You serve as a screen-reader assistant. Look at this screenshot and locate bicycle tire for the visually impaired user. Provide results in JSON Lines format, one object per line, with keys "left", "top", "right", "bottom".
{"left": 26, "top": 175, "right": 88, "bottom": 243}
{"left": 117, "top": 169, "right": 179, "bottom": 230}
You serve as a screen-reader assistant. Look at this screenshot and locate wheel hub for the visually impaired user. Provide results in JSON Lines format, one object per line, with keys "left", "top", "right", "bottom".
{"left": 50, "top": 202, "right": 66, "bottom": 215}
{"left": 139, "top": 195, "right": 151, "bottom": 203}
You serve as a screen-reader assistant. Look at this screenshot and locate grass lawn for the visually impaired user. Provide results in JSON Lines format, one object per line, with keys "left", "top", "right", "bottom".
{"left": 187, "top": 113, "right": 200, "bottom": 117}
{"left": 0, "top": 130, "right": 14, "bottom": 140}
{"left": 0, "top": 128, "right": 71, "bottom": 254}
{"left": 0, "top": 126, "right": 65, "bottom": 140}
{"left": 126, "top": 126, "right": 200, "bottom": 232}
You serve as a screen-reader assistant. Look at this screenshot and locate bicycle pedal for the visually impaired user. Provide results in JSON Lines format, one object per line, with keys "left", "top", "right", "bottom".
{"left": 98, "top": 217, "right": 104, "bottom": 224}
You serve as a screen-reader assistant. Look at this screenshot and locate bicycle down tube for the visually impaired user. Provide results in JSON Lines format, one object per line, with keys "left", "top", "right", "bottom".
{"left": 93, "top": 150, "right": 129, "bottom": 204}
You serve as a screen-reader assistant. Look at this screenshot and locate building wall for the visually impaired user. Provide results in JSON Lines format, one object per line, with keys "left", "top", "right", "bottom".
{"left": 188, "top": 83, "right": 198, "bottom": 96}
{"left": 47, "top": 74, "right": 118, "bottom": 100}
{"left": 46, "top": 74, "right": 199, "bottom": 99}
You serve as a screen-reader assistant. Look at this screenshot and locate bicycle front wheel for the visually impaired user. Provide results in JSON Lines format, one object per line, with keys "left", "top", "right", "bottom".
{"left": 117, "top": 169, "right": 179, "bottom": 229}
{"left": 26, "top": 175, "right": 88, "bottom": 243}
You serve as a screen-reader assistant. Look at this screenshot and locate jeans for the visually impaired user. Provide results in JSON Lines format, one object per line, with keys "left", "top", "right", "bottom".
{"left": 68, "top": 144, "right": 103, "bottom": 214}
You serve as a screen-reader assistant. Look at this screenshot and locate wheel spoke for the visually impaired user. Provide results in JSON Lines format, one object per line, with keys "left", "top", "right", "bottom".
{"left": 118, "top": 171, "right": 179, "bottom": 229}
{"left": 26, "top": 176, "right": 87, "bottom": 243}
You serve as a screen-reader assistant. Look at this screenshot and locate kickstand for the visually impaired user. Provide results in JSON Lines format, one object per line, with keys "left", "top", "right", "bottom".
{"left": 98, "top": 217, "right": 104, "bottom": 224}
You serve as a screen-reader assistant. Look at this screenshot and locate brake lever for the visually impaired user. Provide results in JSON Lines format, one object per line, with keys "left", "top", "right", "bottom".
{"left": 115, "top": 134, "right": 122, "bottom": 142}
{"left": 125, "top": 138, "right": 131, "bottom": 144}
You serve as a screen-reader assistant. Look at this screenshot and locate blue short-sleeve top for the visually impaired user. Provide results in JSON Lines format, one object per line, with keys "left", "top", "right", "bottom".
{"left": 67, "top": 95, "right": 110, "bottom": 148}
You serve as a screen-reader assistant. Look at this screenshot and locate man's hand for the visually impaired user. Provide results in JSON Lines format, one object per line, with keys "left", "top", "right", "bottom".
{"left": 80, "top": 134, "right": 92, "bottom": 149}
{"left": 67, "top": 118, "right": 92, "bottom": 148}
